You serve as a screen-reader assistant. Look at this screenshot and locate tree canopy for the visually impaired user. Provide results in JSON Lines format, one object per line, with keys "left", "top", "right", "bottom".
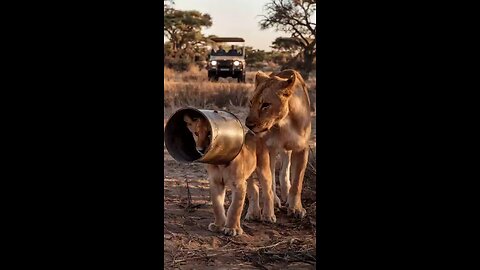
{"left": 271, "top": 37, "right": 304, "bottom": 56}
{"left": 164, "top": 9, "right": 212, "bottom": 54}
{"left": 260, "top": 0, "right": 316, "bottom": 78}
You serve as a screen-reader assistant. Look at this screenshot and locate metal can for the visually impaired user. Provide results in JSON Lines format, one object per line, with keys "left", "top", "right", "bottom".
{"left": 164, "top": 107, "right": 245, "bottom": 165}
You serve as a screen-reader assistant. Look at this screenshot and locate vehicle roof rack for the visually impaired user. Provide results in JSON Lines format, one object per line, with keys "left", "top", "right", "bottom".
{"left": 209, "top": 37, "right": 245, "bottom": 42}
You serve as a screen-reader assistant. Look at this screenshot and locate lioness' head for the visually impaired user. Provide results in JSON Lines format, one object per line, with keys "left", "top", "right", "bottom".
{"left": 245, "top": 71, "right": 296, "bottom": 133}
{"left": 183, "top": 114, "right": 211, "bottom": 154}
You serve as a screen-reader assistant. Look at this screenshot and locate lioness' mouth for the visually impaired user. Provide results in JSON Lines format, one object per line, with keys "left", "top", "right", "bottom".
{"left": 251, "top": 127, "right": 269, "bottom": 134}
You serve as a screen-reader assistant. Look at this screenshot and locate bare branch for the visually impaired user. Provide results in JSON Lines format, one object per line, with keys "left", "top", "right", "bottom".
{"left": 258, "top": 0, "right": 316, "bottom": 77}
{"left": 259, "top": 0, "right": 315, "bottom": 43}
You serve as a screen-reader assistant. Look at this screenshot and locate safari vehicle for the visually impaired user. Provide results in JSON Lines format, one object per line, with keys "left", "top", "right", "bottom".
{"left": 207, "top": 37, "right": 246, "bottom": 83}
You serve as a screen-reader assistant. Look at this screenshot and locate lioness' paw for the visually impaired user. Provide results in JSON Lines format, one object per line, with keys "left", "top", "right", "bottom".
{"left": 245, "top": 211, "right": 261, "bottom": 221}
{"left": 223, "top": 227, "right": 243, "bottom": 236}
{"left": 261, "top": 213, "right": 277, "bottom": 223}
{"left": 208, "top": 223, "right": 224, "bottom": 232}
{"left": 287, "top": 206, "right": 306, "bottom": 219}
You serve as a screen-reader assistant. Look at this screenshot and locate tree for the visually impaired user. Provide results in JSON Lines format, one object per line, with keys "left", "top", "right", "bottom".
{"left": 164, "top": 9, "right": 212, "bottom": 60}
{"left": 271, "top": 37, "right": 302, "bottom": 56}
{"left": 164, "top": 0, "right": 173, "bottom": 10}
{"left": 245, "top": 47, "right": 267, "bottom": 68}
{"left": 266, "top": 51, "right": 289, "bottom": 66}
{"left": 164, "top": 0, "right": 174, "bottom": 17}
{"left": 259, "top": 0, "right": 316, "bottom": 78}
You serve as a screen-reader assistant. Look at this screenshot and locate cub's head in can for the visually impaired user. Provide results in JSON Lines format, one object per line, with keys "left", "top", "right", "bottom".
{"left": 183, "top": 114, "right": 211, "bottom": 154}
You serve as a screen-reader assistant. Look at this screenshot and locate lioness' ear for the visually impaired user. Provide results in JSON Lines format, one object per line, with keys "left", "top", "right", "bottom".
{"left": 276, "top": 75, "right": 296, "bottom": 98}
{"left": 255, "top": 71, "right": 270, "bottom": 87}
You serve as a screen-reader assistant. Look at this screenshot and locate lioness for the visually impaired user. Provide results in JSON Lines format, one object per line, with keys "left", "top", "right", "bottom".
{"left": 183, "top": 114, "right": 262, "bottom": 236}
{"left": 246, "top": 69, "right": 312, "bottom": 219}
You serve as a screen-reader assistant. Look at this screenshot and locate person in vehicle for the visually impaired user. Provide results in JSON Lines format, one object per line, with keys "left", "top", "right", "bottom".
{"left": 217, "top": 46, "right": 226, "bottom": 55}
{"left": 228, "top": 45, "right": 238, "bottom": 55}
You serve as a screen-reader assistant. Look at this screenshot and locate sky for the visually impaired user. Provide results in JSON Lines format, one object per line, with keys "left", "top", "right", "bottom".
{"left": 165, "top": 0, "right": 315, "bottom": 51}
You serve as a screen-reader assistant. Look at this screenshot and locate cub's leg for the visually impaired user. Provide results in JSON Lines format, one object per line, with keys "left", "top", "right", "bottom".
{"left": 269, "top": 148, "right": 282, "bottom": 208}
{"left": 256, "top": 141, "right": 276, "bottom": 223}
{"left": 223, "top": 178, "right": 247, "bottom": 236}
{"left": 245, "top": 177, "right": 261, "bottom": 221}
{"left": 206, "top": 165, "right": 227, "bottom": 232}
{"left": 287, "top": 148, "right": 308, "bottom": 219}
{"left": 279, "top": 150, "right": 292, "bottom": 203}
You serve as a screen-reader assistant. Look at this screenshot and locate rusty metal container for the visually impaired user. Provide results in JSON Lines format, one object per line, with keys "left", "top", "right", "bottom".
{"left": 164, "top": 107, "right": 245, "bottom": 164}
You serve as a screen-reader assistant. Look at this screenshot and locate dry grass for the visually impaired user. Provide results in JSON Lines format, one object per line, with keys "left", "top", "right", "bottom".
{"left": 164, "top": 81, "right": 253, "bottom": 108}
{"left": 164, "top": 66, "right": 257, "bottom": 84}
{"left": 303, "top": 147, "right": 317, "bottom": 220}
{"left": 163, "top": 66, "right": 316, "bottom": 112}
{"left": 305, "top": 147, "right": 316, "bottom": 186}
{"left": 164, "top": 66, "right": 256, "bottom": 110}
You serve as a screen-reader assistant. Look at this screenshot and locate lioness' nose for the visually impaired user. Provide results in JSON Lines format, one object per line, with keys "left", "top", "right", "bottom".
{"left": 245, "top": 117, "right": 255, "bottom": 129}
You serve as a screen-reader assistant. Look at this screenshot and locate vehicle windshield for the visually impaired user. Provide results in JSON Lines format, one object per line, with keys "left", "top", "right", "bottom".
{"left": 209, "top": 43, "right": 244, "bottom": 56}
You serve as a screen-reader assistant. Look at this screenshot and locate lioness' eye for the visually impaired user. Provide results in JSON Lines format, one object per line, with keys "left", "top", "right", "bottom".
{"left": 194, "top": 132, "right": 199, "bottom": 136}
{"left": 261, "top": 103, "right": 271, "bottom": 110}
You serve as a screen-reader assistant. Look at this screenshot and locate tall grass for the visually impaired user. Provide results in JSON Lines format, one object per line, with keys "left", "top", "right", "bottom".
{"left": 163, "top": 66, "right": 317, "bottom": 112}
{"left": 164, "top": 66, "right": 255, "bottom": 109}
{"left": 164, "top": 66, "right": 257, "bottom": 83}
{"left": 164, "top": 81, "right": 253, "bottom": 108}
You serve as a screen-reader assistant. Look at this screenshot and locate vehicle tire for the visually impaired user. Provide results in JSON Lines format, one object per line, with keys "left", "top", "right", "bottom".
{"left": 214, "top": 76, "right": 219, "bottom": 82}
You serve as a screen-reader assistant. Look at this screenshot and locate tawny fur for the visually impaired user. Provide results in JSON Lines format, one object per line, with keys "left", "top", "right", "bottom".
{"left": 245, "top": 69, "right": 312, "bottom": 219}
{"left": 183, "top": 115, "right": 265, "bottom": 236}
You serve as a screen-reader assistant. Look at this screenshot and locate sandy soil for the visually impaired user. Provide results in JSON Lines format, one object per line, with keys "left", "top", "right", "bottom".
{"left": 164, "top": 107, "right": 317, "bottom": 269}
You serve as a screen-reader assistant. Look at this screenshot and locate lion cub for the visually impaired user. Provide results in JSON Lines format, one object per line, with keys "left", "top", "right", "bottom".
{"left": 183, "top": 114, "right": 260, "bottom": 236}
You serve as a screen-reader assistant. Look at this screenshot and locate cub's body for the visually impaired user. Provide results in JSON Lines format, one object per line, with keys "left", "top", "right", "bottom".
{"left": 184, "top": 115, "right": 262, "bottom": 236}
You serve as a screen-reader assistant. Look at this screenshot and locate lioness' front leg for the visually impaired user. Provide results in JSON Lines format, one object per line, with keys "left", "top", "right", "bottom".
{"left": 279, "top": 150, "right": 292, "bottom": 203}
{"left": 207, "top": 166, "right": 226, "bottom": 232}
{"left": 269, "top": 148, "right": 282, "bottom": 208}
{"left": 245, "top": 177, "right": 261, "bottom": 221}
{"left": 256, "top": 142, "right": 276, "bottom": 223}
{"left": 287, "top": 148, "right": 308, "bottom": 219}
{"left": 224, "top": 180, "right": 247, "bottom": 236}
